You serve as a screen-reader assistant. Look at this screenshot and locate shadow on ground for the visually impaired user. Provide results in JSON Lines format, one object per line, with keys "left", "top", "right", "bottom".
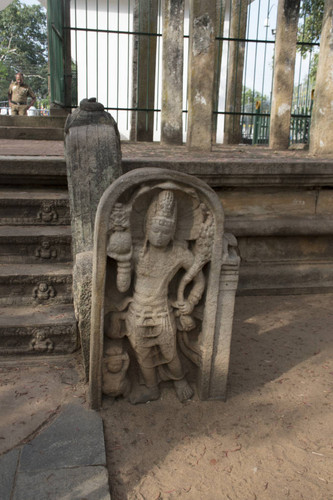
{"left": 102, "top": 294, "right": 333, "bottom": 500}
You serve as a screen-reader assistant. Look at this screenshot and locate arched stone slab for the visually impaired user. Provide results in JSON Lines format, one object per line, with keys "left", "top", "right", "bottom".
{"left": 89, "top": 168, "right": 239, "bottom": 409}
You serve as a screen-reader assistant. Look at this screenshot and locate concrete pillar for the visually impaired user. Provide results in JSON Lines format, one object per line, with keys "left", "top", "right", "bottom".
{"left": 161, "top": 0, "right": 185, "bottom": 145}
{"left": 310, "top": 0, "right": 333, "bottom": 154}
{"left": 186, "top": 0, "right": 216, "bottom": 151}
{"left": 223, "top": 0, "right": 248, "bottom": 145}
{"left": 269, "top": 0, "right": 301, "bottom": 150}
{"left": 130, "top": 0, "right": 158, "bottom": 142}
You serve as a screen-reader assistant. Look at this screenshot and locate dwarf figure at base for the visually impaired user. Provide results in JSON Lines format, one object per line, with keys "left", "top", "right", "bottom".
{"left": 102, "top": 338, "right": 131, "bottom": 399}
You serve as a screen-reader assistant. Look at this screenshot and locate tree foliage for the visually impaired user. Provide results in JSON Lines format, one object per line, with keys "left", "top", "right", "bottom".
{"left": 298, "top": 0, "right": 324, "bottom": 85}
{"left": 0, "top": 0, "right": 48, "bottom": 103}
{"left": 298, "top": 0, "right": 324, "bottom": 48}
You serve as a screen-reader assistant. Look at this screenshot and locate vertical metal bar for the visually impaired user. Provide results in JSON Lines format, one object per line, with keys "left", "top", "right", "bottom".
{"left": 126, "top": 0, "right": 130, "bottom": 129}
{"left": 215, "top": 0, "right": 224, "bottom": 114}
{"left": 146, "top": 1, "right": 151, "bottom": 132}
{"left": 251, "top": 0, "right": 261, "bottom": 114}
{"left": 96, "top": 0, "right": 98, "bottom": 101}
{"left": 137, "top": 0, "right": 141, "bottom": 125}
{"left": 232, "top": 0, "right": 243, "bottom": 137}
{"left": 305, "top": 48, "right": 313, "bottom": 107}
{"left": 107, "top": 0, "right": 109, "bottom": 110}
{"left": 261, "top": 0, "right": 271, "bottom": 101}
{"left": 117, "top": 0, "right": 120, "bottom": 122}
{"left": 253, "top": 100, "right": 260, "bottom": 144}
{"left": 155, "top": 0, "right": 161, "bottom": 132}
{"left": 242, "top": 0, "right": 252, "bottom": 133}
{"left": 75, "top": 0, "right": 78, "bottom": 106}
{"left": 85, "top": 0, "right": 88, "bottom": 96}
{"left": 225, "top": 0, "right": 231, "bottom": 109}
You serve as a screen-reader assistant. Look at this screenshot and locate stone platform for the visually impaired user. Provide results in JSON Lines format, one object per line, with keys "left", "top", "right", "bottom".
{"left": 1, "top": 139, "right": 332, "bottom": 296}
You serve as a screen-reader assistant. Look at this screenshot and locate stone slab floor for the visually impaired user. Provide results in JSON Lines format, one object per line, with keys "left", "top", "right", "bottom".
{"left": 1, "top": 294, "right": 332, "bottom": 499}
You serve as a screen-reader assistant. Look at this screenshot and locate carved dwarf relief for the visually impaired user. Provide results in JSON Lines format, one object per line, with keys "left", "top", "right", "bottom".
{"left": 32, "top": 282, "right": 56, "bottom": 302}
{"left": 30, "top": 329, "right": 54, "bottom": 353}
{"left": 35, "top": 240, "right": 58, "bottom": 260}
{"left": 37, "top": 202, "right": 58, "bottom": 223}
{"left": 89, "top": 169, "right": 240, "bottom": 409}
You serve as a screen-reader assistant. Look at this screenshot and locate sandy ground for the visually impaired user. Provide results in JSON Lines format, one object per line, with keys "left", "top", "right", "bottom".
{"left": 1, "top": 294, "right": 332, "bottom": 500}
{"left": 101, "top": 294, "right": 333, "bottom": 500}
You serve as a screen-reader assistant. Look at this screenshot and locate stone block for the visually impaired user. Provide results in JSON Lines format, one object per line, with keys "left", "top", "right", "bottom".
{"left": 0, "top": 448, "right": 20, "bottom": 500}
{"left": 13, "top": 467, "right": 110, "bottom": 500}
{"left": 316, "top": 190, "right": 333, "bottom": 215}
{"left": 19, "top": 404, "right": 106, "bottom": 472}
{"left": 217, "top": 189, "right": 317, "bottom": 217}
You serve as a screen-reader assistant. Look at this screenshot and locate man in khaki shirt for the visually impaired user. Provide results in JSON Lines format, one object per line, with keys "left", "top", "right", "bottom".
{"left": 8, "top": 72, "right": 36, "bottom": 115}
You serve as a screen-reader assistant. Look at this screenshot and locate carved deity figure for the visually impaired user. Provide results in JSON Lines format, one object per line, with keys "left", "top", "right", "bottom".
{"left": 107, "top": 189, "right": 213, "bottom": 404}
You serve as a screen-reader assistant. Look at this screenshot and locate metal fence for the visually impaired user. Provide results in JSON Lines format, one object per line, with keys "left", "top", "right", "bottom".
{"left": 64, "top": 0, "right": 320, "bottom": 144}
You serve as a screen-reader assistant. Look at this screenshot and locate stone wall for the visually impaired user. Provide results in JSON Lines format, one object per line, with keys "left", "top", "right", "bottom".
{"left": 122, "top": 155, "right": 333, "bottom": 295}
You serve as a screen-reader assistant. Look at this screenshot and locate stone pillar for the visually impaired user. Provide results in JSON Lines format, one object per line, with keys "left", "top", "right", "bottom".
{"left": 186, "top": 0, "right": 217, "bottom": 151}
{"left": 63, "top": 0, "right": 72, "bottom": 110}
{"left": 310, "top": 0, "right": 333, "bottom": 154}
{"left": 213, "top": 0, "right": 226, "bottom": 143}
{"left": 161, "top": 0, "right": 184, "bottom": 145}
{"left": 65, "top": 98, "right": 122, "bottom": 378}
{"left": 269, "top": 0, "right": 301, "bottom": 150}
{"left": 130, "top": 0, "right": 158, "bottom": 142}
{"left": 223, "top": 0, "right": 248, "bottom": 145}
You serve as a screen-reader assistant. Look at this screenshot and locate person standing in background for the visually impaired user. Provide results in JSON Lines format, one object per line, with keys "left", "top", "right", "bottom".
{"left": 8, "top": 72, "right": 36, "bottom": 115}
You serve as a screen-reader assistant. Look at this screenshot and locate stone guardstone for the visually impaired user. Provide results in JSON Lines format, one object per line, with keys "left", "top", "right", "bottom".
{"left": 65, "top": 98, "right": 122, "bottom": 378}
{"left": 89, "top": 168, "right": 240, "bottom": 409}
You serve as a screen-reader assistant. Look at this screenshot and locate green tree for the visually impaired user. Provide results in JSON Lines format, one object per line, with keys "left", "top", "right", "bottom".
{"left": 0, "top": 0, "right": 48, "bottom": 103}
{"left": 298, "top": 0, "right": 324, "bottom": 85}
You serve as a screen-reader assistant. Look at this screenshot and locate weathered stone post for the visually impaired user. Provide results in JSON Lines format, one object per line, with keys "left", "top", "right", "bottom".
{"left": 65, "top": 98, "right": 122, "bottom": 378}
{"left": 310, "top": 0, "right": 333, "bottom": 155}
{"left": 186, "top": 0, "right": 217, "bottom": 151}
{"left": 130, "top": 0, "right": 158, "bottom": 142}
{"left": 213, "top": 0, "right": 226, "bottom": 143}
{"left": 223, "top": 0, "right": 248, "bottom": 144}
{"left": 161, "top": 0, "right": 185, "bottom": 144}
{"left": 269, "top": 0, "right": 301, "bottom": 150}
{"left": 199, "top": 236, "right": 240, "bottom": 400}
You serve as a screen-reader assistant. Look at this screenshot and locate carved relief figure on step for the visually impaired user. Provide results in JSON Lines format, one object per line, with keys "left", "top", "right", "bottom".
{"left": 35, "top": 240, "right": 57, "bottom": 259}
{"left": 37, "top": 202, "right": 58, "bottom": 223}
{"left": 106, "top": 187, "right": 214, "bottom": 404}
{"left": 33, "top": 282, "right": 56, "bottom": 302}
{"left": 30, "top": 329, "right": 54, "bottom": 353}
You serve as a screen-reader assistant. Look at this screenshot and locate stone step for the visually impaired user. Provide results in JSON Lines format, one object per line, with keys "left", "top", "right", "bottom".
{"left": 0, "top": 226, "right": 72, "bottom": 264}
{"left": 0, "top": 116, "right": 67, "bottom": 128}
{"left": 238, "top": 261, "right": 333, "bottom": 295}
{"left": 0, "top": 126, "right": 64, "bottom": 141}
{"left": 0, "top": 304, "right": 77, "bottom": 355}
{"left": 0, "top": 188, "right": 70, "bottom": 225}
{"left": 0, "top": 263, "right": 73, "bottom": 307}
{"left": 0, "top": 156, "right": 67, "bottom": 186}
